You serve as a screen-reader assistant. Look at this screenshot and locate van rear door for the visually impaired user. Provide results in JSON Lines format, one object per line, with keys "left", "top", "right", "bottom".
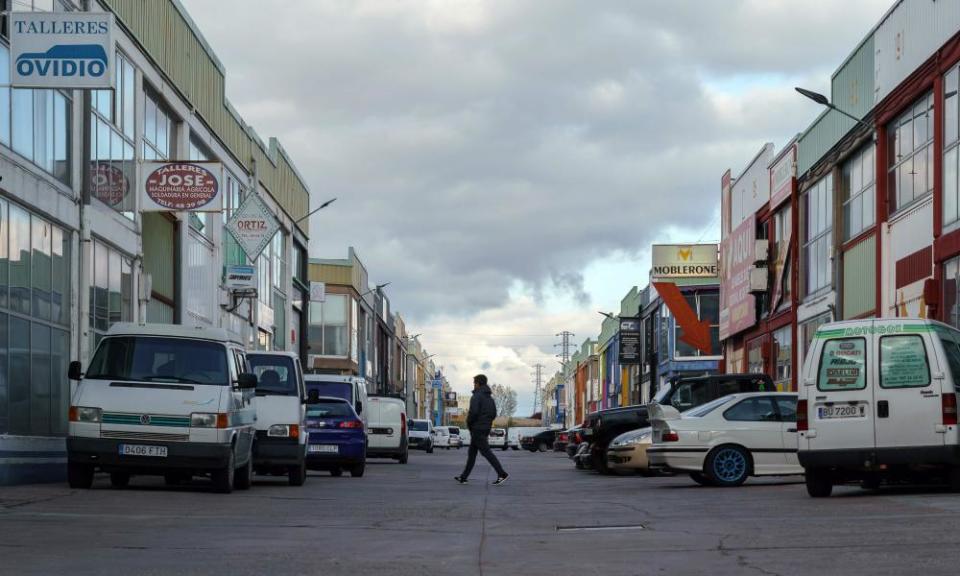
{"left": 873, "top": 322, "right": 944, "bottom": 453}
{"left": 805, "top": 326, "right": 875, "bottom": 453}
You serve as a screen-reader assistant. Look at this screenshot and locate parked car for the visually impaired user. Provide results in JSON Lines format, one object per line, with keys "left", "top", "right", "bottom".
{"left": 67, "top": 323, "right": 258, "bottom": 493}
{"left": 459, "top": 428, "right": 472, "bottom": 446}
{"left": 247, "top": 351, "right": 308, "bottom": 486}
{"left": 606, "top": 427, "right": 655, "bottom": 475}
{"left": 573, "top": 441, "right": 593, "bottom": 469}
{"left": 447, "top": 427, "right": 463, "bottom": 448}
{"left": 583, "top": 373, "right": 775, "bottom": 474}
{"left": 647, "top": 392, "right": 802, "bottom": 487}
{"left": 488, "top": 428, "right": 508, "bottom": 449}
{"left": 407, "top": 419, "right": 434, "bottom": 452}
{"left": 798, "top": 319, "right": 960, "bottom": 497}
{"left": 366, "top": 396, "right": 408, "bottom": 463}
{"left": 304, "top": 375, "right": 369, "bottom": 429}
{"left": 565, "top": 426, "right": 585, "bottom": 458}
{"left": 508, "top": 427, "right": 546, "bottom": 450}
{"left": 304, "top": 397, "right": 366, "bottom": 477}
{"left": 432, "top": 426, "right": 451, "bottom": 448}
{"left": 554, "top": 429, "right": 572, "bottom": 452}
{"left": 521, "top": 429, "right": 559, "bottom": 452}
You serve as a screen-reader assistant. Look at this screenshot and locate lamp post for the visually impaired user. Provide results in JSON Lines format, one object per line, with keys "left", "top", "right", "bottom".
{"left": 794, "top": 87, "right": 872, "bottom": 130}
{"left": 294, "top": 197, "right": 337, "bottom": 225}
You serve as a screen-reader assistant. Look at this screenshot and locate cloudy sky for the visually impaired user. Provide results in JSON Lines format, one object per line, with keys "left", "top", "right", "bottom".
{"left": 183, "top": 0, "right": 890, "bottom": 413}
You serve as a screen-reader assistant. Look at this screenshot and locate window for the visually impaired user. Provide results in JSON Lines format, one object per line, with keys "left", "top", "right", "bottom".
{"left": 802, "top": 313, "right": 831, "bottom": 359}
{"left": 723, "top": 396, "right": 778, "bottom": 422}
{"left": 247, "top": 355, "right": 297, "bottom": 396}
{"left": 747, "top": 338, "right": 765, "bottom": 374}
{"left": 842, "top": 145, "right": 875, "bottom": 240}
{"left": 945, "top": 67, "right": 960, "bottom": 227}
{"left": 774, "top": 397, "right": 797, "bottom": 422}
{"left": 188, "top": 138, "right": 213, "bottom": 235}
{"left": 772, "top": 205, "right": 791, "bottom": 305}
{"left": 223, "top": 175, "right": 246, "bottom": 267}
{"left": 817, "top": 338, "right": 866, "bottom": 391}
{"left": 86, "top": 337, "right": 229, "bottom": 386}
{"left": 88, "top": 240, "right": 132, "bottom": 350}
{"left": 674, "top": 290, "right": 720, "bottom": 358}
{"left": 142, "top": 90, "right": 172, "bottom": 161}
{"left": 272, "top": 232, "right": 285, "bottom": 294}
{"left": 0, "top": 45, "right": 71, "bottom": 186}
{"left": 945, "top": 257, "right": 960, "bottom": 329}
{"left": 669, "top": 381, "right": 710, "bottom": 411}
{"left": 90, "top": 52, "right": 136, "bottom": 217}
{"left": 309, "top": 293, "right": 349, "bottom": 357}
{"left": 888, "top": 93, "right": 934, "bottom": 213}
{"left": 804, "top": 174, "right": 833, "bottom": 295}
{"left": 935, "top": 325, "right": 960, "bottom": 384}
{"left": 773, "top": 326, "right": 792, "bottom": 391}
{"left": 879, "top": 335, "right": 930, "bottom": 389}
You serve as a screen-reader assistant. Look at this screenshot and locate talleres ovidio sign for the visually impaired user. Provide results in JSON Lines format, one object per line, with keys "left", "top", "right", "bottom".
{"left": 140, "top": 162, "right": 223, "bottom": 212}
{"left": 10, "top": 11, "right": 114, "bottom": 89}
{"left": 651, "top": 244, "right": 719, "bottom": 280}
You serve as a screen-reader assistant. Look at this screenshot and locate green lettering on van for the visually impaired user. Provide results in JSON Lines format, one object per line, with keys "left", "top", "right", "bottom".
{"left": 815, "top": 324, "right": 934, "bottom": 340}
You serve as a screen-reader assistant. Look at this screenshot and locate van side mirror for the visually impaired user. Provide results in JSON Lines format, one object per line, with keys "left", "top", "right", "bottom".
{"left": 68, "top": 361, "right": 83, "bottom": 381}
{"left": 237, "top": 373, "right": 258, "bottom": 390}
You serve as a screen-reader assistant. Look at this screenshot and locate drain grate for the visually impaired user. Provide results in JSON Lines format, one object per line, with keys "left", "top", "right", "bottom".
{"left": 555, "top": 524, "right": 645, "bottom": 533}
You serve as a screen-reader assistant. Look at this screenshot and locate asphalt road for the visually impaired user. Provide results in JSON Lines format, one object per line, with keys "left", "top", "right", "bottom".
{"left": 4, "top": 448, "right": 960, "bottom": 575}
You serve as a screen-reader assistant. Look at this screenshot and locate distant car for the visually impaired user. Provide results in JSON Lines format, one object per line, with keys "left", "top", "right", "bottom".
{"left": 488, "top": 428, "right": 507, "bottom": 450}
{"left": 407, "top": 419, "right": 434, "bottom": 453}
{"left": 432, "top": 426, "right": 451, "bottom": 449}
{"left": 583, "top": 405, "right": 650, "bottom": 474}
{"left": 447, "top": 427, "right": 463, "bottom": 449}
{"left": 521, "top": 429, "right": 559, "bottom": 452}
{"left": 554, "top": 429, "right": 571, "bottom": 452}
{"left": 647, "top": 392, "right": 802, "bottom": 487}
{"left": 459, "top": 428, "right": 472, "bottom": 446}
{"left": 508, "top": 427, "right": 547, "bottom": 450}
{"left": 304, "top": 397, "right": 366, "bottom": 477}
{"left": 606, "top": 427, "right": 655, "bottom": 475}
{"left": 565, "top": 426, "right": 585, "bottom": 458}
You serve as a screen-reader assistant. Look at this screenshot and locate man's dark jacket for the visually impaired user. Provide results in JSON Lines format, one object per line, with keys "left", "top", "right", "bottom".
{"left": 467, "top": 384, "right": 497, "bottom": 433}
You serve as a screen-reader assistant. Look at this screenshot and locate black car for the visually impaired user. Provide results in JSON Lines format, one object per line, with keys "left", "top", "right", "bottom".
{"left": 583, "top": 373, "right": 775, "bottom": 474}
{"left": 521, "top": 429, "right": 559, "bottom": 452}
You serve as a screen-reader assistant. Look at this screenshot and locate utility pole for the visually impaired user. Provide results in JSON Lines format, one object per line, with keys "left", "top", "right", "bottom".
{"left": 555, "top": 331, "right": 575, "bottom": 425}
{"left": 531, "top": 363, "right": 544, "bottom": 417}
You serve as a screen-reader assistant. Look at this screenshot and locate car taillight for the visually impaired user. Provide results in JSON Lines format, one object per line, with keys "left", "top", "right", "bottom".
{"left": 661, "top": 429, "right": 679, "bottom": 442}
{"left": 797, "top": 400, "right": 808, "bottom": 432}
{"left": 943, "top": 394, "right": 958, "bottom": 426}
{"left": 575, "top": 432, "right": 582, "bottom": 443}
{"left": 339, "top": 420, "right": 363, "bottom": 429}
{"left": 401, "top": 415, "right": 407, "bottom": 435}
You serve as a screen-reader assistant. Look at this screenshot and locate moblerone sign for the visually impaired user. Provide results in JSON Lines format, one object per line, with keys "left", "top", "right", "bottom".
{"left": 651, "top": 244, "right": 719, "bottom": 280}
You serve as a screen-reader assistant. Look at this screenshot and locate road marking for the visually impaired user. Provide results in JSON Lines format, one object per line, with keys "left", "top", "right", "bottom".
{"left": 556, "top": 524, "right": 646, "bottom": 533}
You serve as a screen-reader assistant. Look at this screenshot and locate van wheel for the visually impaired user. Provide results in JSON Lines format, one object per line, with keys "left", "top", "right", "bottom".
{"left": 234, "top": 450, "right": 253, "bottom": 491}
{"left": 212, "top": 450, "right": 235, "bottom": 494}
{"left": 705, "top": 445, "right": 751, "bottom": 487}
{"left": 67, "top": 463, "right": 94, "bottom": 489}
{"left": 399, "top": 450, "right": 409, "bottom": 464}
{"left": 805, "top": 468, "right": 833, "bottom": 498}
{"left": 690, "top": 472, "right": 713, "bottom": 486}
{"left": 109, "top": 472, "right": 130, "bottom": 489}
{"left": 350, "top": 463, "right": 365, "bottom": 477}
{"left": 288, "top": 462, "right": 307, "bottom": 487}
{"left": 538, "top": 443, "right": 548, "bottom": 453}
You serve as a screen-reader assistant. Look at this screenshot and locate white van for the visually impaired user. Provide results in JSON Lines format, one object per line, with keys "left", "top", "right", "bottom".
{"left": 366, "top": 395, "right": 408, "bottom": 463}
{"left": 798, "top": 318, "right": 960, "bottom": 497}
{"left": 408, "top": 419, "right": 434, "bottom": 452}
{"left": 247, "top": 352, "right": 308, "bottom": 486}
{"left": 304, "top": 375, "right": 369, "bottom": 428}
{"left": 66, "top": 323, "right": 258, "bottom": 493}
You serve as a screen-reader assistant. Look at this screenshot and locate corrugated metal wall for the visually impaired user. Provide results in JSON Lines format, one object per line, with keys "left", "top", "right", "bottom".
{"left": 103, "top": 0, "right": 310, "bottom": 231}
{"left": 843, "top": 235, "right": 877, "bottom": 319}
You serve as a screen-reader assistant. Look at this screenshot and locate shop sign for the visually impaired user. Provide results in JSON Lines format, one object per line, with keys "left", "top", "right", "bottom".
{"left": 651, "top": 244, "right": 719, "bottom": 280}
{"left": 224, "top": 265, "right": 256, "bottom": 291}
{"left": 225, "top": 192, "right": 280, "bottom": 260}
{"left": 618, "top": 318, "right": 642, "bottom": 365}
{"left": 769, "top": 145, "right": 795, "bottom": 210}
{"left": 719, "top": 214, "right": 757, "bottom": 341}
{"left": 432, "top": 378, "right": 443, "bottom": 389}
{"left": 141, "top": 162, "right": 223, "bottom": 212}
{"left": 90, "top": 162, "right": 127, "bottom": 207}
{"left": 10, "top": 12, "right": 114, "bottom": 89}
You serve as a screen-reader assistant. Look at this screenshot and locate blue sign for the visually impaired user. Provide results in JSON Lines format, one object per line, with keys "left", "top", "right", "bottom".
{"left": 11, "top": 12, "right": 114, "bottom": 89}
{"left": 431, "top": 379, "right": 443, "bottom": 389}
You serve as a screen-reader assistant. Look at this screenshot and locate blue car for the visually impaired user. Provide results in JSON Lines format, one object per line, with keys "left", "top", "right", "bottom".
{"left": 305, "top": 397, "right": 366, "bottom": 477}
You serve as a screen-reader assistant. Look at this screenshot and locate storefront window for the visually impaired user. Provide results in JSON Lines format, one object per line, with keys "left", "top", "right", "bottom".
{"left": 747, "top": 338, "right": 765, "bottom": 375}
{"left": 804, "top": 174, "right": 833, "bottom": 296}
{"left": 309, "top": 293, "right": 349, "bottom": 357}
{"left": 674, "top": 290, "right": 721, "bottom": 358}
{"left": 945, "top": 67, "right": 960, "bottom": 227}
{"left": 773, "top": 326, "right": 792, "bottom": 391}
{"left": 888, "top": 92, "right": 933, "bottom": 213}
{"left": 773, "top": 205, "right": 792, "bottom": 306}
{"left": 842, "top": 144, "right": 876, "bottom": 240}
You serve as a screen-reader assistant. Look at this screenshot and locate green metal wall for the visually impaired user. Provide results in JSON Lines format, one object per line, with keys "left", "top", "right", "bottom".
{"left": 102, "top": 0, "right": 310, "bottom": 231}
{"left": 842, "top": 235, "right": 876, "bottom": 319}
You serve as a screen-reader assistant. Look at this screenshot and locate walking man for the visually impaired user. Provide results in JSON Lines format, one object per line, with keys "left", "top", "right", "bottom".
{"left": 455, "top": 374, "right": 509, "bottom": 485}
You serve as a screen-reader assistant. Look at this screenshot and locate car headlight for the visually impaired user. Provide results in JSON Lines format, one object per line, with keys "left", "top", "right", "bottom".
{"left": 191, "top": 413, "right": 219, "bottom": 428}
{"left": 268, "top": 424, "right": 300, "bottom": 438}
{"left": 628, "top": 433, "right": 653, "bottom": 446}
{"left": 70, "top": 406, "right": 102, "bottom": 423}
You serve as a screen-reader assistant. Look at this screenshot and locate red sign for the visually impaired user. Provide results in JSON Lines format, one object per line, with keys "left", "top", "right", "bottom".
{"left": 769, "top": 145, "right": 795, "bottom": 211}
{"left": 653, "top": 282, "right": 712, "bottom": 355}
{"left": 90, "top": 163, "right": 127, "bottom": 207}
{"left": 719, "top": 214, "right": 756, "bottom": 340}
{"left": 143, "top": 163, "right": 220, "bottom": 211}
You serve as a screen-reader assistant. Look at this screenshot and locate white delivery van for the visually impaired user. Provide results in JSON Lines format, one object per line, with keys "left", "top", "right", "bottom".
{"left": 408, "top": 419, "right": 434, "bottom": 452}
{"left": 67, "top": 323, "right": 258, "bottom": 493}
{"left": 304, "top": 375, "right": 369, "bottom": 428}
{"left": 798, "top": 318, "right": 960, "bottom": 497}
{"left": 247, "top": 352, "right": 308, "bottom": 486}
{"left": 366, "top": 395, "right": 408, "bottom": 463}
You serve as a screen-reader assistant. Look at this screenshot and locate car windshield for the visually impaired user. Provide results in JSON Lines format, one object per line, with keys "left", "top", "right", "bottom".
{"left": 248, "top": 355, "right": 298, "bottom": 396}
{"left": 307, "top": 381, "right": 352, "bottom": 402}
{"left": 684, "top": 395, "right": 737, "bottom": 418}
{"left": 410, "top": 421, "right": 429, "bottom": 431}
{"left": 85, "top": 336, "right": 228, "bottom": 385}
{"left": 448, "top": 428, "right": 460, "bottom": 435}
{"left": 306, "top": 402, "right": 352, "bottom": 418}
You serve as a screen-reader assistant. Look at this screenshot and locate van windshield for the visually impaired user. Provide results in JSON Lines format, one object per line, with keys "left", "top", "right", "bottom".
{"left": 410, "top": 420, "right": 430, "bottom": 431}
{"left": 86, "top": 336, "right": 228, "bottom": 385}
{"left": 248, "top": 355, "right": 298, "bottom": 396}
{"left": 307, "top": 381, "right": 352, "bottom": 402}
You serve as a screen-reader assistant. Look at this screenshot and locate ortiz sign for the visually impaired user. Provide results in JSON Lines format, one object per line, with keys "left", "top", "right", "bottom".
{"left": 225, "top": 192, "right": 280, "bottom": 260}
{"left": 140, "top": 162, "right": 223, "bottom": 212}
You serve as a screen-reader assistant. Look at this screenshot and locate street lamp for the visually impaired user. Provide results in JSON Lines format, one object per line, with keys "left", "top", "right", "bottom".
{"left": 598, "top": 311, "right": 616, "bottom": 320}
{"left": 794, "top": 87, "right": 872, "bottom": 130}
{"left": 294, "top": 197, "right": 337, "bottom": 224}
{"left": 360, "top": 282, "right": 391, "bottom": 298}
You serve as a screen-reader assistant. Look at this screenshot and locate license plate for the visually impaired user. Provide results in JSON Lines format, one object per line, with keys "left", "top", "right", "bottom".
{"left": 309, "top": 444, "right": 338, "bottom": 454}
{"left": 818, "top": 405, "right": 866, "bottom": 419}
{"left": 118, "top": 444, "right": 168, "bottom": 457}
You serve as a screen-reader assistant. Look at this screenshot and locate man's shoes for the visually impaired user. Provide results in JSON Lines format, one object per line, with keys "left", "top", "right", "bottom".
{"left": 454, "top": 475, "right": 468, "bottom": 484}
{"left": 492, "top": 474, "right": 509, "bottom": 486}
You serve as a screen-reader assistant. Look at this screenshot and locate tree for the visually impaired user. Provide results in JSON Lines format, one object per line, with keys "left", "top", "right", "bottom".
{"left": 490, "top": 383, "right": 518, "bottom": 418}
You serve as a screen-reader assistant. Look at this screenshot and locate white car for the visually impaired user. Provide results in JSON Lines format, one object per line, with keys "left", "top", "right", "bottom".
{"left": 432, "top": 426, "right": 451, "bottom": 448}
{"left": 488, "top": 428, "right": 507, "bottom": 449}
{"left": 647, "top": 392, "right": 803, "bottom": 487}
{"left": 407, "top": 419, "right": 434, "bottom": 452}
{"left": 447, "top": 426, "right": 463, "bottom": 449}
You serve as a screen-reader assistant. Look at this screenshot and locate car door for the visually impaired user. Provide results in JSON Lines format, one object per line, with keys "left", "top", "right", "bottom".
{"left": 872, "top": 324, "right": 944, "bottom": 454}
{"left": 805, "top": 330, "right": 875, "bottom": 453}
{"left": 232, "top": 348, "right": 257, "bottom": 455}
{"left": 773, "top": 395, "right": 800, "bottom": 472}
{"left": 720, "top": 396, "right": 783, "bottom": 474}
